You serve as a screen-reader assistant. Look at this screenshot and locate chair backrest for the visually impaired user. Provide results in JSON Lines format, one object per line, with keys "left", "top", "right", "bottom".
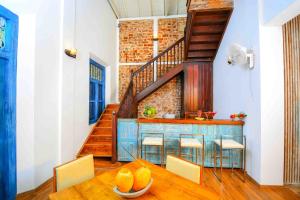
{"left": 53, "top": 154, "right": 94, "bottom": 192}
{"left": 166, "top": 155, "right": 202, "bottom": 184}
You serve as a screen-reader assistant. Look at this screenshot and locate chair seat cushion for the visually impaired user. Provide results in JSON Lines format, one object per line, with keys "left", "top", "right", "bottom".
{"left": 142, "top": 137, "right": 163, "bottom": 146}
{"left": 214, "top": 139, "right": 244, "bottom": 149}
{"left": 180, "top": 138, "right": 202, "bottom": 148}
{"left": 166, "top": 155, "right": 201, "bottom": 184}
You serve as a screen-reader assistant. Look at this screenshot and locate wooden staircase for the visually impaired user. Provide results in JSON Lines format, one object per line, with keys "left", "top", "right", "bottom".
{"left": 185, "top": 8, "right": 232, "bottom": 61}
{"left": 77, "top": 1, "right": 233, "bottom": 162}
{"left": 77, "top": 104, "right": 119, "bottom": 158}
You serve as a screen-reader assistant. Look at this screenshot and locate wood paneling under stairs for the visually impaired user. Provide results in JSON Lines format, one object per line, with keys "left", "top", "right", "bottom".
{"left": 77, "top": 104, "right": 119, "bottom": 158}
{"left": 16, "top": 158, "right": 300, "bottom": 200}
{"left": 184, "top": 62, "right": 213, "bottom": 112}
{"left": 283, "top": 15, "right": 300, "bottom": 184}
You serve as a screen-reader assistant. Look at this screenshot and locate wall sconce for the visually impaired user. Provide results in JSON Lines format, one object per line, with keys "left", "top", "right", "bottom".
{"left": 65, "top": 48, "right": 77, "bottom": 58}
{"left": 153, "top": 33, "right": 158, "bottom": 41}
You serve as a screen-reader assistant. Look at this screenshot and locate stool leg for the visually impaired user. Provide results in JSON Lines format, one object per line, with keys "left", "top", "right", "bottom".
{"left": 243, "top": 148, "right": 246, "bottom": 182}
{"left": 160, "top": 145, "right": 163, "bottom": 167}
{"left": 231, "top": 149, "right": 234, "bottom": 174}
{"left": 144, "top": 145, "right": 146, "bottom": 161}
{"left": 214, "top": 143, "right": 216, "bottom": 174}
{"left": 220, "top": 146, "right": 223, "bottom": 182}
{"left": 179, "top": 142, "right": 181, "bottom": 158}
{"left": 196, "top": 148, "right": 198, "bottom": 164}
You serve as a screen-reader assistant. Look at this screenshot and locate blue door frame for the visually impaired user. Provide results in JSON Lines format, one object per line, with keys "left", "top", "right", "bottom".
{"left": 89, "top": 59, "right": 105, "bottom": 124}
{"left": 0, "top": 5, "right": 18, "bottom": 200}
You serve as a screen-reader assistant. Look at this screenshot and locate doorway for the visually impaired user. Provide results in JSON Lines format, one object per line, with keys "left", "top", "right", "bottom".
{"left": 89, "top": 59, "right": 106, "bottom": 124}
{"left": 0, "top": 5, "right": 18, "bottom": 200}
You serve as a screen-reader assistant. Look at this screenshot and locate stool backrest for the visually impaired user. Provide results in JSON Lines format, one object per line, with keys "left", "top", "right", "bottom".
{"left": 53, "top": 154, "right": 94, "bottom": 192}
{"left": 166, "top": 155, "right": 202, "bottom": 184}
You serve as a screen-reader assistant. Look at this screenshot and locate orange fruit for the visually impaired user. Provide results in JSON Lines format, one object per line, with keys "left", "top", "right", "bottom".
{"left": 132, "top": 167, "right": 151, "bottom": 191}
{"left": 115, "top": 168, "right": 134, "bottom": 193}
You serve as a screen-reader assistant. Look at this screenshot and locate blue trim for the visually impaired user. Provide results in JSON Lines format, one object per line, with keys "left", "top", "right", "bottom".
{"left": 89, "top": 59, "right": 106, "bottom": 124}
{"left": 0, "top": 5, "right": 18, "bottom": 200}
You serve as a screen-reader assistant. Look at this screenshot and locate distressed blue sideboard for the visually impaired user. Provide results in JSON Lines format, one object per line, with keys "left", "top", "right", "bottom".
{"left": 117, "top": 118, "right": 244, "bottom": 168}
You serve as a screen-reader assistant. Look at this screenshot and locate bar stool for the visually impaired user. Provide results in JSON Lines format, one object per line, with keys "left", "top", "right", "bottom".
{"left": 140, "top": 133, "right": 164, "bottom": 167}
{"left": 213, "top": 135, "right": 246, "bottom": 182}
{"left": 179, "top": 134, "right": 205, "bottom": 167}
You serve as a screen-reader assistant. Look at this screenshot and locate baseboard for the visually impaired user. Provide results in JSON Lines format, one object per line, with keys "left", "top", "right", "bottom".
{"left": 16, "top": 178, "right": 53, "bottom": 199}
{"left": 246, "top": 174, "right": 284, "bottom": 188}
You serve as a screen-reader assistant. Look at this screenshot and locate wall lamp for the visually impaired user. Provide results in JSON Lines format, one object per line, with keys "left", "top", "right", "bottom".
{"left": 65, "top": 48, "right": 77, "bottom": 58}
{"left": 153, "top": 33, "right": 159, "bottom": 41}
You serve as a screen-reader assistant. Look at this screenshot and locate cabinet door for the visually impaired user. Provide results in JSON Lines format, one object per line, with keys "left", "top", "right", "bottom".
{"left": 117, "top": 119, "right": 138, "bottom": 161}
{"left": 118, "top": 141, "right": 138, "bottom": 162}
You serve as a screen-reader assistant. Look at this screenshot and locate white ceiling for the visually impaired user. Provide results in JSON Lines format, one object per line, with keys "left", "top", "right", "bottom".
{"left": 108, "top": 0, "right": 187, "bottom": 19}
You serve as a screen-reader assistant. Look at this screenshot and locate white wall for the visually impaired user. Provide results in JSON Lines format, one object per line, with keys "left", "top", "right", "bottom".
{"left": 214, "top": 0, "right": 262, "bottom": 183}
{"left": 60, "top": 0, "right": 117, "bottom": 163}
{"left": 1, "top": 0, "right": 63, "bottom": 192}
{"left": 16, "top": 14, "right": 36, "bottom": 193}
{"left": 33, "top": 0, "right": 62, "bottom": 187}
{"left": 259, "top": 24, "right": 284, "bottom": 185}
{"left": 1, "top": 0, "right": 117, "bottom": 193}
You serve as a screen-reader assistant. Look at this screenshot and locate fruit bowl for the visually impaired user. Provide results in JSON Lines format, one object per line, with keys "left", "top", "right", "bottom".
{"left": 143, "top": 106, "right": 157, "bottom": 119}
{"left": 113, "top": 178, "right": 153, "bottom": 198}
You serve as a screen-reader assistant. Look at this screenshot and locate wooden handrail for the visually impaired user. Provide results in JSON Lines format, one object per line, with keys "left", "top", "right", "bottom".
{"left": 132, "top": 37, "right": 185, "bottom": 76}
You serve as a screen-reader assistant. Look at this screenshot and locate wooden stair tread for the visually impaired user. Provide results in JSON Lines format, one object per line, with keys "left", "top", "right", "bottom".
{"left": 77, "top": 104, "right": 119, "bottom": 159}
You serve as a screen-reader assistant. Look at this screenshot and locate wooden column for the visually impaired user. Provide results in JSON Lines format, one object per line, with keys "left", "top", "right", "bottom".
{"left": 183, "top": 62, "right": 213, "bottom": 112}
{"left": 283, "top": 14, "right": 300, "bottom": 184}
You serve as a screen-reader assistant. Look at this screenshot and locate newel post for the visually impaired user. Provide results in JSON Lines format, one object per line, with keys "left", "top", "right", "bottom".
{"left": 112, "top": 111, "right": 117, "bottom": 163}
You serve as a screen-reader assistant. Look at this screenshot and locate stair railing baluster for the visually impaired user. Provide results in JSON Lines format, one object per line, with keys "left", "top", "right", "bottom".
{"left": 173, "top": 45, "right": 175, "bottom": 68}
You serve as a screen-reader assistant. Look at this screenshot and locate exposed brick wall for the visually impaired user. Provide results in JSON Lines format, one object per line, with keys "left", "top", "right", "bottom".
{"left": 119, "top": 65, "right": 141, "bottom": 101}
{"left": 119, "top": 17, "right": 185, "bottom": 118}
{"left": 119, "top": 20, "right": 153, "bottom": 63}
{"left": 138, "top": 77, "right": 183, "bottom": 118}
{"left": 158, "top": 18, "right": 186, "bottom": 53}
{"left": 190, "top": 0, "right": 233, "bottom": 10}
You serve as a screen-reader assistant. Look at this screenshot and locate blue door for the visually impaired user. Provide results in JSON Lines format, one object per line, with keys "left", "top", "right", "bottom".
{"left": 0, "top": 5, "right": 18, "bottom": 200}
{"left": 89, "top": 59, "right": 105, "bottom": 124}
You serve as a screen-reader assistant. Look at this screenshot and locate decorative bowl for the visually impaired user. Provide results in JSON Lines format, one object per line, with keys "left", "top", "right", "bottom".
{"left": 204, "top": 112, "right": 217, "bottom": 120}
{"left": 113, "top": 178, "right": 153, "bottom": 199}
{"left": 163, "top": 113, "right": 176, "bottom": 119}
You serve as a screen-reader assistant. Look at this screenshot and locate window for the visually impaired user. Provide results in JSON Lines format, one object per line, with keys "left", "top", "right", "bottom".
{"left": 89, "top": 59, "right": 105, "bottom": 124}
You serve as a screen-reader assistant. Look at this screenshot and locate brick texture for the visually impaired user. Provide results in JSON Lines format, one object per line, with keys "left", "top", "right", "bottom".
{"left": 190, "top": 0, "right": 233, "bottom": 10}
{"left": 119, "top": 20, "right": 153, "bottom": 63}
{"left": 119, "top": 17, "right": 185, "bottom": 118}
{"left": 158, "top": 18, "right": 186, "bottom": 53}
{"left": 138, "top": 77, "right": 183, "bottom": 118}
{"left": 119, "top": 65, "right": 141, "bottom": 101}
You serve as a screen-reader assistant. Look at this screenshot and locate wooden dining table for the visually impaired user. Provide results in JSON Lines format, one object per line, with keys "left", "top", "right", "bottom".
{"left": 49, "top": 159, "right": 219, "bottom": 200}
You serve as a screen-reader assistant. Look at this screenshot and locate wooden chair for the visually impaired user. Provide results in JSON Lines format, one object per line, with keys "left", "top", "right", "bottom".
{"left": 166, "top": 155, "right": 203, "bottom": 185}
{"left": 53, "top": 154, "right": 94, "bottom": 192}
